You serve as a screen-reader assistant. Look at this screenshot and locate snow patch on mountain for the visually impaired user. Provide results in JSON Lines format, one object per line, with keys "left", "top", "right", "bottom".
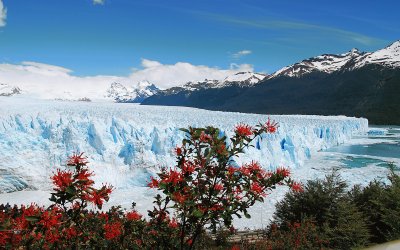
{"left": 0, "top": 83, "right": 21, "bottom": 97}
{"left": 354, "top": 40, "right": 400, "bottom": 68}
{"left": 221, "top": 72, "right": 268, "bottom": 86}
{"left": 160, "top": 72, "right": 268, "bottom": 95}
{"left": 272, "top": 40, "right": 400, "bottom": 78}
{"left": 106, "top": 81, "right": 159, "bottom": 103}
{"left": 272, "top": 49, "right": 365, "bottom": 78}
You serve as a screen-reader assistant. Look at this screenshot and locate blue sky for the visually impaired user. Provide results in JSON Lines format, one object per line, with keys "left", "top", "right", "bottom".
{"left": 0, "top": 0, "right": 399, "bottom": 77}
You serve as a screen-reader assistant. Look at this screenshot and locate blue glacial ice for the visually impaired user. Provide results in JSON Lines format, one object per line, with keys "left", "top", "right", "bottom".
{"left": 0, "top": 98, "right": 368, "bottom": 193}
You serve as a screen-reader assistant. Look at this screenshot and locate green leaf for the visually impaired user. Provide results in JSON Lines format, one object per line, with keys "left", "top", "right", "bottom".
{"left": 0, "top": 220, "right": 11, "bottom": 230}
{"left": 192, "top": 209, "right": 203, "bottom": 218}
{"left": 179, "top": 128, "right": 189, "bottom": 133}
{"left": 65, "top": 186, "right": 76, "bottom": 195}
{"left": 25, "top": 216, "right": 40, "bottom": 222}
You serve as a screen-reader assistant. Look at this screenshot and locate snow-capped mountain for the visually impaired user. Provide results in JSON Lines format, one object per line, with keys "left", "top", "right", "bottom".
{"left": 272, "top": 40, "right": 400, "bottom": 78}
{"left": 0, "top": 83, "right": 21, "bottom": 96}
{"left": 353, "top": 40, "right": 400, "bottom": 69}
{"left": 106, "top": 80, "right": 160, "bottom": 103}
{"left": 160, "top": 72, "right": 268, "bottom": 95}
{"left": 143, "top": 40, "right": 400, "bottom": 124}
{"left": 221, "top": 72, "right": 268, "bottom": 87}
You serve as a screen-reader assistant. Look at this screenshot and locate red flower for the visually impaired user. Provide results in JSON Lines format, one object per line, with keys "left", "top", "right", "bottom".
{"left": 67, "top": 152, "right": 89, "bottom": 166}
{"left": 126, "top": 211, "right": 142, "bottom": 221}
{"left": 76, "top": 169, "right": 94, "bottom": 183}
{"left": 99, "top": 212, "right": 109, "bottom": 221}
{"left": 39, "top": 211, "right": 61, "bottom": 229}
{"left": 247, "top": 161, "right": 262, "bottom": 172}
{"left": 13, "top": 216, "right": 28, "bottom": 231}
{"left": 200, "top": 131, "right": 212, "bottom": 142}
{"left": 210, "top": 204, "right": 223, "bottom": 211}
{"left": 32, "top": 232, "right": 43, "bottom": 241}
{"left": 0, "top": 232, "right": 10, "bottom": 246}
{"left": 169, "top": 218, "right": 179, "bottom": 228}
{"left": 86, "top": 192, "right": 103, "bottom": 207}
{"left": 182, "top": 162, "right": 195, "bottom": 174}
{"left": 173, "top": 192, "right": 186, "bottom": 204}
{"left": 276, "top": 167, "right": 290, "bottom": 177}
{"left": 240, "top": 166, "right": 251, "bottom": 176}
{"left": 22, "top": 204, "right": 42, "bottom": 217}
{"left": 262, "top": 171, "right": 273, "bottom": 179}
{"left": 104, "top": 221, "right": 122, "bottom": 240}
{"left": 264, "top": 118, "right": 278, "bottom": 133}
{"left": 103, "top": 184, "right": 113, "bottom": 195}
{"left": 175, "top": 146, "right": 182, "bottom": 156}
{"left": 162, "top": 169, "right": 183, "bottom": 185}
{"left": 235, "top": 124, "right": 253, "bottom": 137}
{"left": 187, "top": 239, "right": 193, "bottom": 246}
{"left": 217, "top": 144, "right": 226, "bottom": 154}
{"left": 64, "top": 227, "right": 77, "bottom": 239}
{"left": 51, "top": 169, "right": 73, "bottom": 190}
{"left": 148, "top": 176, "right": 159, "bottom": 188}
{"left": 227, "top": 166, "right": 237, "bottom": 175}
{"left": 231, "top": 245, "right": 241, "bottom": 250}
{"left": 250, "top": 182, "right": 264, "bottom": 195}
{"left": 214, "top": 184, "right": 223, "bottom": 192}
{"left": 45, "top": 230, "right": 60, "bottom": 243}
{"left": 83, "top": 185, "right": 112, "bottom": 208}
{"left": 290, "top": 181, "right": 303, "bottom": 192}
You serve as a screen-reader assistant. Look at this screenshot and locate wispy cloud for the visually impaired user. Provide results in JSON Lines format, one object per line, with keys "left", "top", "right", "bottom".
{"left": 92, "top": 0, "right": 105, "bottom": 5}
{"left": 201, "top": 13, "right": 386, "bottom": 46}
{"left": 0, "top": 0, "right": 7, "bottom": 27}
{"left": 232, "top": 50, "right": 252, "bottom": 59}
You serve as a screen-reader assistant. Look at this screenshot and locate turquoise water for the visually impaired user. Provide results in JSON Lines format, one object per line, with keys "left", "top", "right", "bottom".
{"left": 328, "top": 142, "right": 400, "bottom": 159}
{"left": 325, "top": 126, "right": 400, "bottom": 169}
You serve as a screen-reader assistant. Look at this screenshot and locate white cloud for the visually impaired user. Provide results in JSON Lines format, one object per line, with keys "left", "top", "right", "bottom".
{"left": 0, "top": 0, "right": 7, "bottom": 27}
{"left": 0, "top": 62, "right": 125, "bottom": 100}
{"left": 129, "top": 59, "right": 253, "bottom": 89}
{"left": 140, "top": 59, "right": 163, "bottom": 68}
{"left": 0, "top": 60, "right": 253, "bottom": 99}
{"left": 232, "top": 50, "right": 252, "bottom": 59}
{"left": 92, "top": 0, "right": 105, "bottom": 5}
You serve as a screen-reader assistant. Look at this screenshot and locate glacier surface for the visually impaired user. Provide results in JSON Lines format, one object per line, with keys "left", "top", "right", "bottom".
{"left": 0, "top": 97, "right": 367, "bottom": 193}
{"left": 0, "top": 97, "right": 372, "bottom": 228}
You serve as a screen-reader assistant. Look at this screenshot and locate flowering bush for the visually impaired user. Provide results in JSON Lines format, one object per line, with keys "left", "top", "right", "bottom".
{"left": 147, "top": 120, "right": 300, "bottom": 249}
{"left": 0, "top": 120, "right": 301, "bottom": 249}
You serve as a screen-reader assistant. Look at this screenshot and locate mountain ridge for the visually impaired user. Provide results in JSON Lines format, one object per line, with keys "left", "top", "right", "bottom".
{"left": 142, "top": 40, "right": 400, "bottom": 125}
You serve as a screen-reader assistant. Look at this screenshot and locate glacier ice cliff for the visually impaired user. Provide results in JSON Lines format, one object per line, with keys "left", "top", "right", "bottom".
{"left": 0, "top": 98, "right": 368, "bottom": 193}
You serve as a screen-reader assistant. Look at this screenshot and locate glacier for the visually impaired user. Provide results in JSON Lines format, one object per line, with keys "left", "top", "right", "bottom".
{"left": 0, "top": 97, "right": 368, "bottom": 193}
{"left": 0, "top": 97, "right": 372, "bottom": 228}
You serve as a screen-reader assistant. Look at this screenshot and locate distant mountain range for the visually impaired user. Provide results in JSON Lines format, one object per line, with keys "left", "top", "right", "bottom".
{"left": 106, "top": 80, "right": 160, "bottom": 103}
{"left": 142, "top": 41, "right": 400, "bottom": 125}
{"left": 0, "top": 83, "right": 21, "bottom": 97}
{"left": 0, "top": 80, "right": 160, "bottom": 103}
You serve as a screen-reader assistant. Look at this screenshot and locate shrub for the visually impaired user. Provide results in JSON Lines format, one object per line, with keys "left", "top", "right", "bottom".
{"left": 147, "top": 120, "right": 300, "bottom": 249}
{"left": 272, "top": 172, "right": 370, "bottom": 249}
{"left": 351, "top": 163, "right": 400, "bottom": 243}
{"left": 263, "top": 219, "right": 328, "bottom": 250}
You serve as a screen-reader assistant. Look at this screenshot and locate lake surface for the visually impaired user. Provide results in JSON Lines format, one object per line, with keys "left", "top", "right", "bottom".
{"left": 324, "top": 126, "right": 400, "bottom": 169}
